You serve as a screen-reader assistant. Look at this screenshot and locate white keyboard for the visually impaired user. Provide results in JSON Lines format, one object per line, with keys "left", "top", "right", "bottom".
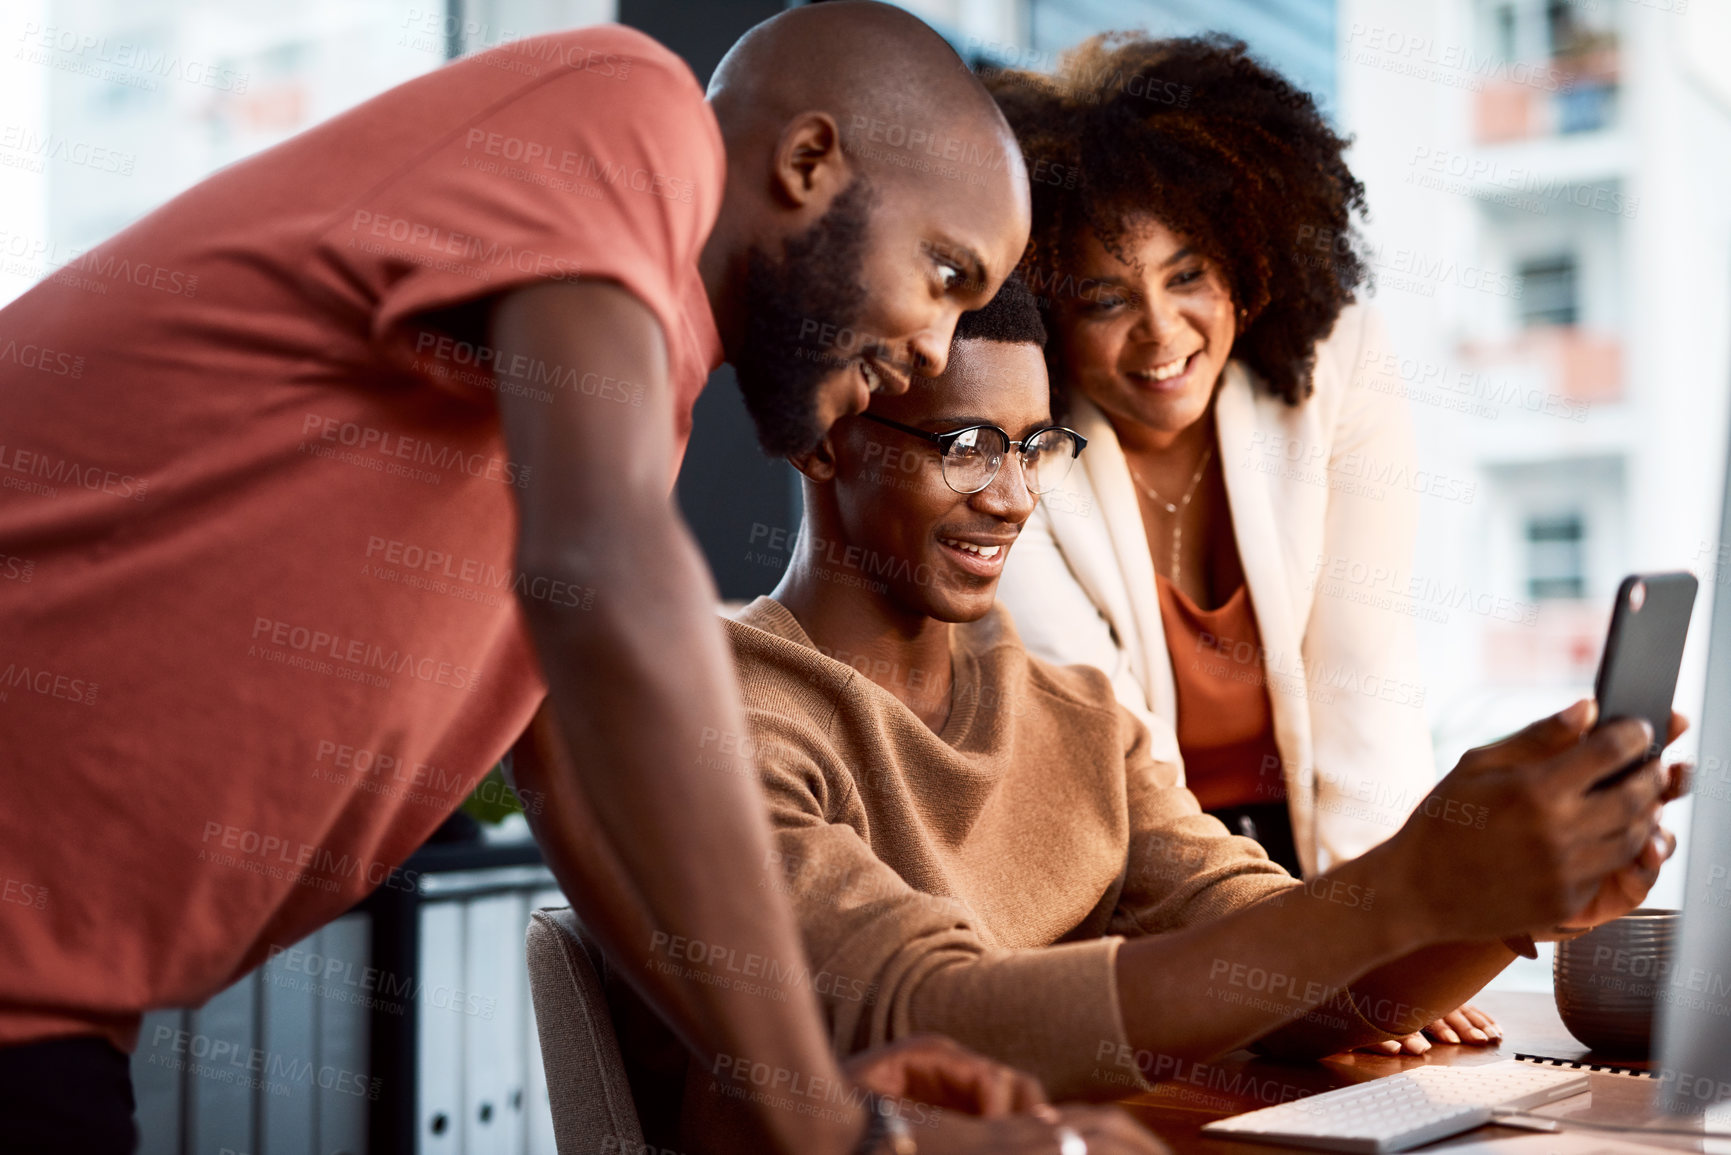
{"left": 1199, "top": 1060, "right": 1589, "bottom": 1153}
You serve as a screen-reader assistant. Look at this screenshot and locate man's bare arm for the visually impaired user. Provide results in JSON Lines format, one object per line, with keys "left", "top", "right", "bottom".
{"left": 489, "top": 279, "right": 858, "bottom": 1154}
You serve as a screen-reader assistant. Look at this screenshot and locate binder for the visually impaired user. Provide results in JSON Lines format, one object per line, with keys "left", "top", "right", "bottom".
{"left": 131, "top": 1009, "right": 188, "bottom": 1155}
{"left": 260, "top": 927, "right": 317, "bottom": 1151}
{"left": 186, "top": 970, "right": 258, "bottom": 1153}
{"left": 419, "top": 902, "right": 464, "bottom": 1155}
{"left": 462, "top": 894, "right": 522, "bottom": 1155}
{"left": 317, "top": 913, "right": 371, "bottom": 1154}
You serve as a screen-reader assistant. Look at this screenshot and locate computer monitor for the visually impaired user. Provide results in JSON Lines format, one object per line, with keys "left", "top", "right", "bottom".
{"left": 1653, "top": 411, "right": 1731, "bottom": 1116}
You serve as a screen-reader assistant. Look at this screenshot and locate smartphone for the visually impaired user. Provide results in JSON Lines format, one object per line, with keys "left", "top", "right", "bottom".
{"left": 1590, "top": 571, "right": 1698, "bottom": 790}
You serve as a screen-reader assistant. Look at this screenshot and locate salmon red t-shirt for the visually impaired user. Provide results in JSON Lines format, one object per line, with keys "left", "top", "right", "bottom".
{"left": 0, "top": 25, "right": 724, "bottom": 1051}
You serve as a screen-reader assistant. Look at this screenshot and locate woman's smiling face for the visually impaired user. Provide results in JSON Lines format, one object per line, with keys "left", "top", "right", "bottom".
{"left": 1053, "top": 214, "right": 1238, "bottom": 441}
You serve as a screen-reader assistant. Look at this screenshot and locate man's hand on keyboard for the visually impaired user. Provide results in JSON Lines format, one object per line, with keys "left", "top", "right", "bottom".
{"left": 844, "top": 1036, "right": 1171, "bottom": 1154}
{"left": 1381, "top": 699, "right": 1689, "bottom": 942}
{"left": 843, "top": 1034, "right": 1046, "bottom": 1117}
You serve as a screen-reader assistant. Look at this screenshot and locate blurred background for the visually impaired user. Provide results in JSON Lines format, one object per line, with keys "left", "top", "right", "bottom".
{"left": 3, "top": 0, "right": 1727, "bottom": 1150}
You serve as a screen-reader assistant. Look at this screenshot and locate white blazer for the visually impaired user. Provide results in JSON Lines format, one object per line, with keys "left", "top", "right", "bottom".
{"left": 997, "top": 304, "right": 1436, "bottom": 876}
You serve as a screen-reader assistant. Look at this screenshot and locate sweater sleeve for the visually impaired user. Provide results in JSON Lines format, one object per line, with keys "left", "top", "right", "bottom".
{"left": 1108, "top": 703, "right": 1298, "bottom": 936}
{"left": 752, "top": 709, "right": 1142, "bottom": 1100}
{"left": 1106, "top": 704, "right": 1399, "bottom": 1054}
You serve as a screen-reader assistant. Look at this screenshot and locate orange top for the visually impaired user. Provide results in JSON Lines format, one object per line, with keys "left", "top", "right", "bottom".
{"left": 1154, "top": 575, "right": 1286, "bottom": 810}
{"left": 0, "top": 26, "right": 724, "bottom": 1052}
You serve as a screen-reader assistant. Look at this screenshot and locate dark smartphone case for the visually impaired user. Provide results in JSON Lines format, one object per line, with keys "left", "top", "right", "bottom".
{"left": 1591, "top": 571, "right": 1698, "bottom": 789}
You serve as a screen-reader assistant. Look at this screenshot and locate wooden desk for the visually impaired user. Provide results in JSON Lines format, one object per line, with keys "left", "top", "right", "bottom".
{"left": 1115, "top": 990, "right": 1669, "bottom": 1154}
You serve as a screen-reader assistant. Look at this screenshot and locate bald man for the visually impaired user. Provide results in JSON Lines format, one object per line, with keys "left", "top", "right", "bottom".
{"left": 0, "top": 4, "right": 1162, "bottom": 1153}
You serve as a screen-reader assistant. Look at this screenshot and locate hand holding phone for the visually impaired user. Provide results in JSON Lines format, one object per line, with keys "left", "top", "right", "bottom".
{"left": 1590, "top": 572, "right": 1697, "bottom": 790}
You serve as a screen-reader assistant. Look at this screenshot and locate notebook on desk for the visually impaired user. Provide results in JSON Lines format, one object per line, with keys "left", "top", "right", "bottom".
{"left": 1444, "top": 1133, "right": 1692, "bottom": 1155}
{"left": 1515, "top": 1054, "right": 1655, "bottom": 1080}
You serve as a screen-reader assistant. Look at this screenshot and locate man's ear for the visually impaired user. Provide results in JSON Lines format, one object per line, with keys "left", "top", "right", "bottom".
{"left": 770, "top": 112, "right": 847, "bottom": 208}
{"left": 788, "top": 428, "right": 840, "bottom": 484}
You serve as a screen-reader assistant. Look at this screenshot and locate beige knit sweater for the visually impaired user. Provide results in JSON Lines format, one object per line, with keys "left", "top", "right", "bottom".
{"left": 724, "top": 596, "right": 1302, "bottom": 1100}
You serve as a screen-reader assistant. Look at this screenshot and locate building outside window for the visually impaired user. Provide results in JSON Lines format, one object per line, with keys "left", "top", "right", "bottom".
{"left": 1517, "top": 255, "right": 1579, "bottom": 327}
{"left": 1525, "top": 511, "right": 1588, "bottom": 600}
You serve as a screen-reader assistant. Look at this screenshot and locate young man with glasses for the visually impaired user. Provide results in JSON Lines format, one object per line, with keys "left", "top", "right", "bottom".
{"left": 665, "top": 274, "right": 1688, "bottom": 1143}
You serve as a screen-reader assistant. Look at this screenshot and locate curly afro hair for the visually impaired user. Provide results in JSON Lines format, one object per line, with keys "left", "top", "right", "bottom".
{"left": 981, "top": 33, "right": 1369, "bottom": 407}
{"left": 954, "top": 272, "right": 1046, "bottom": 347}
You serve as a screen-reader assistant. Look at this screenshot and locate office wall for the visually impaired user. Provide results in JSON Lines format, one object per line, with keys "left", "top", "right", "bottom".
{"left": 619, "top": 0, "right": 802, "bottom": 600}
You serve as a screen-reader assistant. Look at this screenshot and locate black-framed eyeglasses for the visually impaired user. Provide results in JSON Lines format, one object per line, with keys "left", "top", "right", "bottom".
{"left": 859, "top": 412, "right": 1088, "bottom": 496}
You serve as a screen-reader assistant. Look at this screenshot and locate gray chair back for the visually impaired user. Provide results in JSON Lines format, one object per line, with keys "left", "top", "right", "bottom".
{"left": 525, "top": 906, "right": 646, "bottom": 1154}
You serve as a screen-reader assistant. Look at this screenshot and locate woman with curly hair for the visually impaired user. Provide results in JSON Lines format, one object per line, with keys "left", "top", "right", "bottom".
{"left": 989, "top": 34, "right": 1500, "bottom": 1050}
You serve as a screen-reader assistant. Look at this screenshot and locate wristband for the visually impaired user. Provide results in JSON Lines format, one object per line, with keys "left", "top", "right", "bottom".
{"left": 853, "top": 1092, "right": 917, "bottom": 1155}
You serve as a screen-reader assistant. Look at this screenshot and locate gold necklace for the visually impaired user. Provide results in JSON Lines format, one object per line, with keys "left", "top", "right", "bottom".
{"left": 1129, "top": 442, "right": 1213, "bottom": 589}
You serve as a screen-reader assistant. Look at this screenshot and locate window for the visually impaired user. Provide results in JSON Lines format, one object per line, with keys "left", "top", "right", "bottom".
{"left": 1517, "top": 255, "right": 1579, "bottom": 327}
{"left": 1495, "top": 3, "right": 1517, "bottom": 60}
{"left": 1557, "top": 82, "right": 1616, "bottom": 134}
{"left": 1, "top": 0, "right": 449, "bottom": 308}
{"left": 1526, "top": 513, "right": 1587, "bottom": 599}
{"left": 1545, "top": 0, "right": 1578, "bottom": 56}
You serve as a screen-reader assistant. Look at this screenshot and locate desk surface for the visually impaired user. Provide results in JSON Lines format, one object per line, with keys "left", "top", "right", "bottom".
{"left": 1116, "top": 990, "right": 1671, "bottom": 1154}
